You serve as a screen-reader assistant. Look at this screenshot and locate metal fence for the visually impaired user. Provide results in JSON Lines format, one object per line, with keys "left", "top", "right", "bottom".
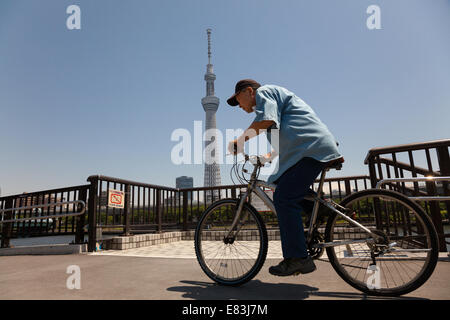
{"left": 84, "top": 174, "right": 371, "bottom": 248}
{"left": 1, "top": 139, "right": 448, "bottom": 252}
{"left": 86, "top": 175, "right": 248, "bottom": 245}
{"left": 0, "top": 174, "right": 406, "bottom": 252}
{"left": 0, "top": 185, "right": 89, "bottom": 248}
{"left": 365, "top": 139, "right": 450, "bottom": 251}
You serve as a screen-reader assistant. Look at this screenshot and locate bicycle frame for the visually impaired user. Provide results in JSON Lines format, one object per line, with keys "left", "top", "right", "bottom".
{"left": 226, "top": 158, "right": 384, "bottom": 245}
{"left": 198, "top": 154, "right": 438, "bottom": 295}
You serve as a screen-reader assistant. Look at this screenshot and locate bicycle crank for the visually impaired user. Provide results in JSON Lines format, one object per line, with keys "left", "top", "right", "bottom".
{"left": 306, "top": 230, "right": 325, "bottom": 259}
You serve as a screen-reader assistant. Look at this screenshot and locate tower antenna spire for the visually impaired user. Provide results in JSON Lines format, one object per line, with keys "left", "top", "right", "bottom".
{"left": 207, "top": 28, "right": 212, "bottom": 65}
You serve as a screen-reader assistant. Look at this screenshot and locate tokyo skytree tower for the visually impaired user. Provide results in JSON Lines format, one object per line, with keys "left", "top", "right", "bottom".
{"left": 201, "top": 29, "right": 221, "bottom": 197}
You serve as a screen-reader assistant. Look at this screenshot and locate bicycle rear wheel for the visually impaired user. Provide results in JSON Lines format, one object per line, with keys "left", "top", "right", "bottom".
{"left": 325, "top": 189, "right": 439, "bottom": 296}
{"left": 195, "top": 199, "right": 268, "bottom": 286}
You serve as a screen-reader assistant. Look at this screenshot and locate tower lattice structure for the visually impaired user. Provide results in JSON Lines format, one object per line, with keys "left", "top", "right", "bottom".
{"left": 201, "top": 29, "right": 221, "bottom": 201}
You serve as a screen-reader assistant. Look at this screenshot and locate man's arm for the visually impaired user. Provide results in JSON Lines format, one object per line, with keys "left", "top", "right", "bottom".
{"left": 240, "top": 120, "right": 276, "bottom": 143}
{"left": 229, "top": 120, "right": 276, "bottom": 154}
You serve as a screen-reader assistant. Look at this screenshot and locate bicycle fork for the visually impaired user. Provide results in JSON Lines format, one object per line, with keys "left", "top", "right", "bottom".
{"left": 225, "top": 189, "right": 252, "bottom": 240}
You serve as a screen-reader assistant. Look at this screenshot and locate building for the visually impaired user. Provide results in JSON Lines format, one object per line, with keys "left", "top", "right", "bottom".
{"left": 201, "top": 29, "right": 221, "bottom": 202}
{"left": 176, "top": 176, "right": 193, "bottom": 201}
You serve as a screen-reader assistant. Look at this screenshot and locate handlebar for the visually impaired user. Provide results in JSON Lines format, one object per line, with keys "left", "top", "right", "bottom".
{"left": 230, "top": 141, "right": 278, "bottom": 168}
{"left": 245, "top": 154, "right": 273, "bottom": 167}
{"left": 229, "top": 145, "right": 278, "bottom": 185}
{"left": 232, "top": 150, "right": 278, "bottom": 167}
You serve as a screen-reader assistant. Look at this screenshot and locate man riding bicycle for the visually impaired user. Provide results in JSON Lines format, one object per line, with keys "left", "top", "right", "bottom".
{"left": 227, "top": 79, "right": 342, "bottom": 277}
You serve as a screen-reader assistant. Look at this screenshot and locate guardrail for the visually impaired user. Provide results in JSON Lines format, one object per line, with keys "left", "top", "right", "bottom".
{"left": 0, "top": 200, "right": 87, "bottom": 248}
{"left": 365, "top": 139, "right": 449, "bottom": 251}
{"left": 1, "top": 140, "right": 447, "bottom": 252}
{"left": 85, "top": 174, "right": 372, "bottom": 244}
{"left": 376, "top": 177, "right": 450, "bottom": 201}
{"left": 0, "top": 185, "right": 89, "bottom": 248}
{"left": 0, "top": 201, "right": 86, "bottom": 223}
{"left": 376, "top": 176, "right": 450, "bottom": 247}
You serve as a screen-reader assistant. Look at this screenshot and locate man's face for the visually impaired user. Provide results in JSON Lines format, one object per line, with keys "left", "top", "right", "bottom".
{"left": 235, "top": 87, "right": 256, "bottom": 113}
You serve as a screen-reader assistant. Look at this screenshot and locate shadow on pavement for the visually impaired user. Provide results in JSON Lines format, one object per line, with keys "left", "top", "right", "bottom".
{"left": 167, "top": 280, "right": 428, "bottom": 300}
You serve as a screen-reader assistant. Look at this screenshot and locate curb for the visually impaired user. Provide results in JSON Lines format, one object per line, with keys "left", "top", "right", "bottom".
{"left": 0, "top": 244, "right": 87, "bottom": 256}
{"left": 98, "top": 230, "right": 282, "bottom": 251}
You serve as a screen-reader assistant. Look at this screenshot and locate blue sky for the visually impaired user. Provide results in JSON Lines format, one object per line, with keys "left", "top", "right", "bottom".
{"left": 1, "top": 0, "right": 449, "bottom": 196}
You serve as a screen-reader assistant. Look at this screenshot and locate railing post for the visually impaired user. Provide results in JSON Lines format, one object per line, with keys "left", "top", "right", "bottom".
{"left": 1, "top": 198, "right": 14, "bottom": 248}
{"left": 74, "top": 188, "right": 88, "bottom": 244}
{"left": 436, "top": 146, "right": 450, "bottom": 251}
{"left": 87, "top": 176, "right": 98, "bottom": 252}
{"left": 367, "top": 157, "right": 383, "bottom": 229}
{"left": 436, "top": 146, "right": 450, "bottom": 174}
{"left": 182, "top": 190, "right": 188, "bottom": 231}
{"left": 344, "top": 180, "right": 351, "bottom": 196}
{"left": 425, "top": 181, "right": 446, "bottom": 251}
{"left": 122, "top": 184, "right": 131, "bottom": 236}
{"left": 156, "top": 189, "right": 162, "bottom": 233}
{"left": 436, "top": 146, "right": 450, "bottom": 214}
{"left": 367, "top": 157, "right": 378, "bottom": 189}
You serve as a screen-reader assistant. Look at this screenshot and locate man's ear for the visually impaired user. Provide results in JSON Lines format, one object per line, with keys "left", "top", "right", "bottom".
{"left": 250, "top": 88, "right": 257, "bottom": 106}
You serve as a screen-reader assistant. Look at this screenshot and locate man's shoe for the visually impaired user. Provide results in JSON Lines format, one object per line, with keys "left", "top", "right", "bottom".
{"left": 269, "top": 256, "right": 317, "bottom": 277}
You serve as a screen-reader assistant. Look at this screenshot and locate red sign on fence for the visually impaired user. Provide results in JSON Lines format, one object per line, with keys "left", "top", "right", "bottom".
{"left": 108, "top": 189, "right": 124, "bottom": 209}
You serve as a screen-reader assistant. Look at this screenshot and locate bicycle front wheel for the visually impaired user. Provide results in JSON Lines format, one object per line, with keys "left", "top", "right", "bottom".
{"left": 195, "top": 199, "right": 268, "bottom": 286}
{"left": 325, "top": 189, "right": 439, "bottom": 296}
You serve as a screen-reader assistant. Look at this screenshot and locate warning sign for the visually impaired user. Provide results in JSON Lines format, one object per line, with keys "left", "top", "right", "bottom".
{"left": 108, "top": 189, "right": 124, "bottom": 209}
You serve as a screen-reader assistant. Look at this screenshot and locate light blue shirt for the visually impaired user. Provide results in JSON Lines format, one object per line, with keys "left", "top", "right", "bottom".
{"left": 253, "top": 85, "right": 342, "bottom": 184}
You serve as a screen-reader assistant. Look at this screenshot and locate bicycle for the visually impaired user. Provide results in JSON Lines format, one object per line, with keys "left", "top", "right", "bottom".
{"left": 194, "top": 153, "right": 439, "bottom": 296}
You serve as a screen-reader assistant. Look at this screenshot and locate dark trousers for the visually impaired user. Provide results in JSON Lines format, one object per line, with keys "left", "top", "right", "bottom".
{"left": 273, "top": 157, "right": 326, "bottom": 258}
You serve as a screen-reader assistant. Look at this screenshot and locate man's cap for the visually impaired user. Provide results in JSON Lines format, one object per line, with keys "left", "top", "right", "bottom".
{"left": 227, "top": 79, "right": 261, "bottom": 106}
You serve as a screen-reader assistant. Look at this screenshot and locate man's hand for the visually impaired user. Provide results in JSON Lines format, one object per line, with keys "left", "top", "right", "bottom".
{"left": 227, "top": 139, "right": 244, "bottom": 155}
{"left": 262, "top": 150, "right": 279, "bottom": 163}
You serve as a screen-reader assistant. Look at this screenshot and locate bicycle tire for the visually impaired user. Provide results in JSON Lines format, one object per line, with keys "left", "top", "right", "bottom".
{"left": 195, "top": 199, "right": 268, "bottom": 286}
{"left": 325, "top": 189, "right": 439, "bottom": 296}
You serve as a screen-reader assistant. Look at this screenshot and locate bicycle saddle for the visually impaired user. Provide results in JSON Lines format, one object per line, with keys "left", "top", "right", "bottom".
{"left": 325, "top": 157, "right": 344, "bottom": 170}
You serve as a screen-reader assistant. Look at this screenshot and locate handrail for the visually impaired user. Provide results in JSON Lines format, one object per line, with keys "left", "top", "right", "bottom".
{"left": 87, "top": 175, "right": 179, "bottom": 192}
{"left": 89, "top": 174, "right": 371, "bottom": 193}
{"left": 376, "top": 177, "right": 450, "bottom": 201}
{"left": 364, "top": 139, "right": 450, "bottom": 164}
{"left": 375, "top": 158, "right": 439, "bottom": 176}
{"left": 0, "top": 200, "right": 86, "bottom": 224}
{"left": 0, "top": 184, "right": 90, "bottom": 200}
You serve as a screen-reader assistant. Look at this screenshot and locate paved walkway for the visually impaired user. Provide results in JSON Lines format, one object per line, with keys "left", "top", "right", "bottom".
{"left": 1, "top": 239, "right": 449, "bottom": 300}
{"left": 91, "top": 240, "right": 284, "bottom": 259}
{"left": 0, "top": 253, "right": 449, "bottom": 300}
{"left": 91, "top": 240, "right": 449, "bottom": 260}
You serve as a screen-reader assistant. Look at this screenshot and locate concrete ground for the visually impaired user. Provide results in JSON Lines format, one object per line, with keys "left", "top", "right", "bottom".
{"left": 0, "top": 253, "right": 449, "bottom": 300}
